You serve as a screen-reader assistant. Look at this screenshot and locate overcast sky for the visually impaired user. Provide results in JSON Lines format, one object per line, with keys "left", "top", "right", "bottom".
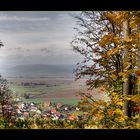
{"left": 0, "top": 11, "right": 82, "bottom": 68}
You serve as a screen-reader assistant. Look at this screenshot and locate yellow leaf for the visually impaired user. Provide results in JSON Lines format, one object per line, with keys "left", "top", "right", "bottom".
{"left": 93, "top": 103, "right": 98, "bottom": 107}
{"left": 131, "top": 94, "right": 140, "bottom": 102}
{"left": 130, "top": 20, "right": 136, "bottom": 28}
{"left": 117, "top": 117, "right": 125, "bottom": 123}
{"left": 124, "top": 116, "right": 128, "bottom": 120}
{"left": 116, "top": 101, "right": 123, "bottom": 106}
{"left": 125, "top": 37, "right": 132, "bottom": 42}
{"left": 114, "top": 14, "right": 123, "bottom": 20}
{"left": 119, "top": 45, "right": 125, "bottom": 49}
{"left": 125, "top": 97, "right": 131, "bottom": 100}
{"left": 118, "top": 72, "right": 124, "bottom": 76}
{"left": 108, "top": 109, "right": 114, "bottom": 115}
{"left": 115, "top": 109, "right": 123, "bottom": 115}
{"left": 32, "top": 124, "right": 39, "bottom": 129}
{"left": 82, "top": 102, "right": 89, "bottom": 106}
{"left": 122, "top": 78, "right": 128, "bottom": 82}
{"left": 110, "top": 74, "right": 117, "bottom": 79}
{"left": 107, "top": 49, "right": 113, "bottom": 56}
{"left": 136, "top": 77, "right": 140, "bottom": 86}
{"left": 135, "top": 69, "right": 140, "bottom": 76}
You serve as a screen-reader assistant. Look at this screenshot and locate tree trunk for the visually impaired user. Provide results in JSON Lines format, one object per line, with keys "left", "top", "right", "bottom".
{"left": 137, "top": 22, "right": 140, "bottom": 123}
{"left": 123, "top": 19, "right": 131, "bottom": 117}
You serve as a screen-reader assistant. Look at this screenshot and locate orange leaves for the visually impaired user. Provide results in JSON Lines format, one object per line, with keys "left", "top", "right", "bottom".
{"left": 130, "top": 94, "right": 140, "bottom": 103}
{"left": 92, "top": 102, "right": 98, "bottom": 107}
{"left": 99, "top": 34, "right": 123, "bottom": 58}
{"left": 107, "top": 109, "right": 114, "bottom": 115}
{"left": 105, "top": 12, "right": 116, "bottom": 20}
{"left": 109, "top": 92, "right": 117, "bottom": 97}
{"left": 99, "top": 86, "right": 106, "bottom": 94}
{"left": 98, "top": 100, "right": 109, "bottom": 107}
{"left": 110, "top": 74, "right": 117, "bottom": 79}
{"left": 81, "top": 101, "right": 89, "bottom": 106}
{"left": 130, "top": 20, "right": 137, "bottom": 28}
{"left": 118, "top": 72, "right": 124, "bottom": 77}
{"left": 123, "top": 94, "right": 140, "bottom": 103}
{"left": 136, "top": 33, "right": 140, "bottom": 38}
{"left": 116, "top": 101, "right": 123, "bottom": 106}
{"left": 105, "top": 11, "right": 127, "bottom": 25}
{"left": 137, "top": 78, "right": 140, "bottom": 85}
{"left": 102, "top": 47, "right": 120, "bottom": 58}
{"left": 113, "top": 36, "right": 122, "bottom": 43}
{"left": 98, "top": 33, "right": 113, "bottom": 47}
{"left": 101, "top": 53, "right": 107, "bottom": 58}
{"left": 114, "top": 14, "right": 124, "bottom": 21}
{"left": 106, "top": 49, "right": 114, "bottom": 56}
{"left": 115, "top": 117, "right": 125, "bottom": 123}
{"left": 124, "top": 36, "right": 133, "bottom": 43}
{"left": 134, "top": 69, "right": 140, "bottom": 76}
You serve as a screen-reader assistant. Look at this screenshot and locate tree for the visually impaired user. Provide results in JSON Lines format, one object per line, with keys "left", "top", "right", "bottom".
{"left": 0, "top": 75, "right": 13, "bottom": 117}
{"left": 135, "top": 12, "right": 140, "bottom": 123}
{"left": 122, "top": 15, "right": 132, "bottom": 117}
{"left": 72, "top": 11, "right": 140, "bottom": 127}
{"left": 71, "top": 11, "right": 124, "bottom": 92}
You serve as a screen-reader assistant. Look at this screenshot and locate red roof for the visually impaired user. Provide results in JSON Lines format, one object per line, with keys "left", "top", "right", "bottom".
{"left": 23, "top": 112, "right": 29, "bottom": 116}
{"left": 51, "top": 108, "right": 57, "bottom": 114}
{"left": 55, "top": 111, "right": 61, "bottom": 116}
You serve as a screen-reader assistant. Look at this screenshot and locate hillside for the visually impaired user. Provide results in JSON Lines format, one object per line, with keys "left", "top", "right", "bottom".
{"left": 1, "top": 64, "right": 76, "bottom": 77}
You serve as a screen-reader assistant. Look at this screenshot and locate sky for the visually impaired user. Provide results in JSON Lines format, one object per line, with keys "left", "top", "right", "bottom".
{"left": 0, "top": 11, "right": 82, "bottom": 68}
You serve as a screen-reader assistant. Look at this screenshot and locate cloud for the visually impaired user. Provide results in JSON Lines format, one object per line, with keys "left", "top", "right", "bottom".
{"left": 40, "top": 48, "right": 52, "bottom": 53}
{"left": 0, "top": 11, "right": 81, "bottom": 66}
{"left": 0, "top": 15, "right": 50, "bottom": 21}
{"left": 8, "top": 47, "right": 22, "bottom": 51}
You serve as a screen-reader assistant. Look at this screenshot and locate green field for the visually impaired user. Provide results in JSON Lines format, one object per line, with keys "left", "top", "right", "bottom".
{"left": 8, "top": 77, "right": 86, "bottom": 105}
{"left": 22, "top": 98, "right": 81, "bottom": 105}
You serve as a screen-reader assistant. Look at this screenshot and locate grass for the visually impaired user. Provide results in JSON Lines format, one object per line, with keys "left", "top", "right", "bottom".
{"left": 21, "top": 98, "right": 80, "bottom": 105}
{"left": 9, "top": 82, "right": 85, "bottom": 95}
{"left": 9, "top": 80, "right": 85, "bottom": 105}
{"left": 45, "top": 98, "right": 81, "bottom": 105}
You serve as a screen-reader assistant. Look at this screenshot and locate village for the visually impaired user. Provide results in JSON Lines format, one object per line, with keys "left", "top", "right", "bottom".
{"left": 0, "top": 99, "right": 83, "bottom": 122}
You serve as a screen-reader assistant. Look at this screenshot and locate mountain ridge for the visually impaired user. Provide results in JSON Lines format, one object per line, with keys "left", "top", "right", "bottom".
{"left": 1, "top": 64, "right": 76, "bottom": 77}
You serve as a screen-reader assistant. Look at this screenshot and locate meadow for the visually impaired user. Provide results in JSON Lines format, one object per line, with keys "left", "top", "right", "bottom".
{"left": 8, "top": 77, "right": 87, "bottom": 105}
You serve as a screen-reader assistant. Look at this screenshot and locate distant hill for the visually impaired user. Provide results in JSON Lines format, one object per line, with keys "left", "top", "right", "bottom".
{"left": 1, "top": 64, "right": 76, "bottom": 77}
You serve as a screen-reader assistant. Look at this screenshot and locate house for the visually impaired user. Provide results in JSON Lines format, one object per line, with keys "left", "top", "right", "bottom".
{"left": 56, "top": 102, "right": 62, "bottom": 108}
{"left": 68, "top": 115, "right": 78, "bottom": 121}
{"left": 55, "top": 111, "right": 61, "bottom": 117}
{"left": 36, "top": 110, "right": 41, "bottom": 114}
{"left": 23, "top": 112, "right": 29, "bottom": 118}
{"left": 59, "top": 114, "right": 66, "bottom": 120}
{"left": 51, "top": 108, "right": 57, "bottom": 114}
{"left": 52, "top": 116, "right": 59, "bottom": 120}
{"left": 30, "top": 106, "right": 38, "bottom": 112}
{"left": 64, "top": 107, "right": 68, "bottom": 111}
{"left": 41, "top": 114, "right": 47, "bottom": 118}
{"left": 46, "top": 112, "right": 51, "bottom": 117}
{"left": 76, "top": 107, "right": 80, "bottom": 111}
{"left": 30, "top": 103, "right": 35, "bottom": 106}
{"left": 16, "top": 109, "right": 22, "bottom": 114}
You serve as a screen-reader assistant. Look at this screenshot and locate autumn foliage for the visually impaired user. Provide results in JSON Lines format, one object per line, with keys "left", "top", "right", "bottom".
{"left": 72, "top": 11, "right": 140, "bottom": 128}
{"left": 0, "top": 11, "right": 140, "bottom": 129}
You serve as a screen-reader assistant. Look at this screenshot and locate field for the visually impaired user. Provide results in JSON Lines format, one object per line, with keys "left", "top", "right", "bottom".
{"left": 7, "top": 77, "right": 88, "bottom": 105}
